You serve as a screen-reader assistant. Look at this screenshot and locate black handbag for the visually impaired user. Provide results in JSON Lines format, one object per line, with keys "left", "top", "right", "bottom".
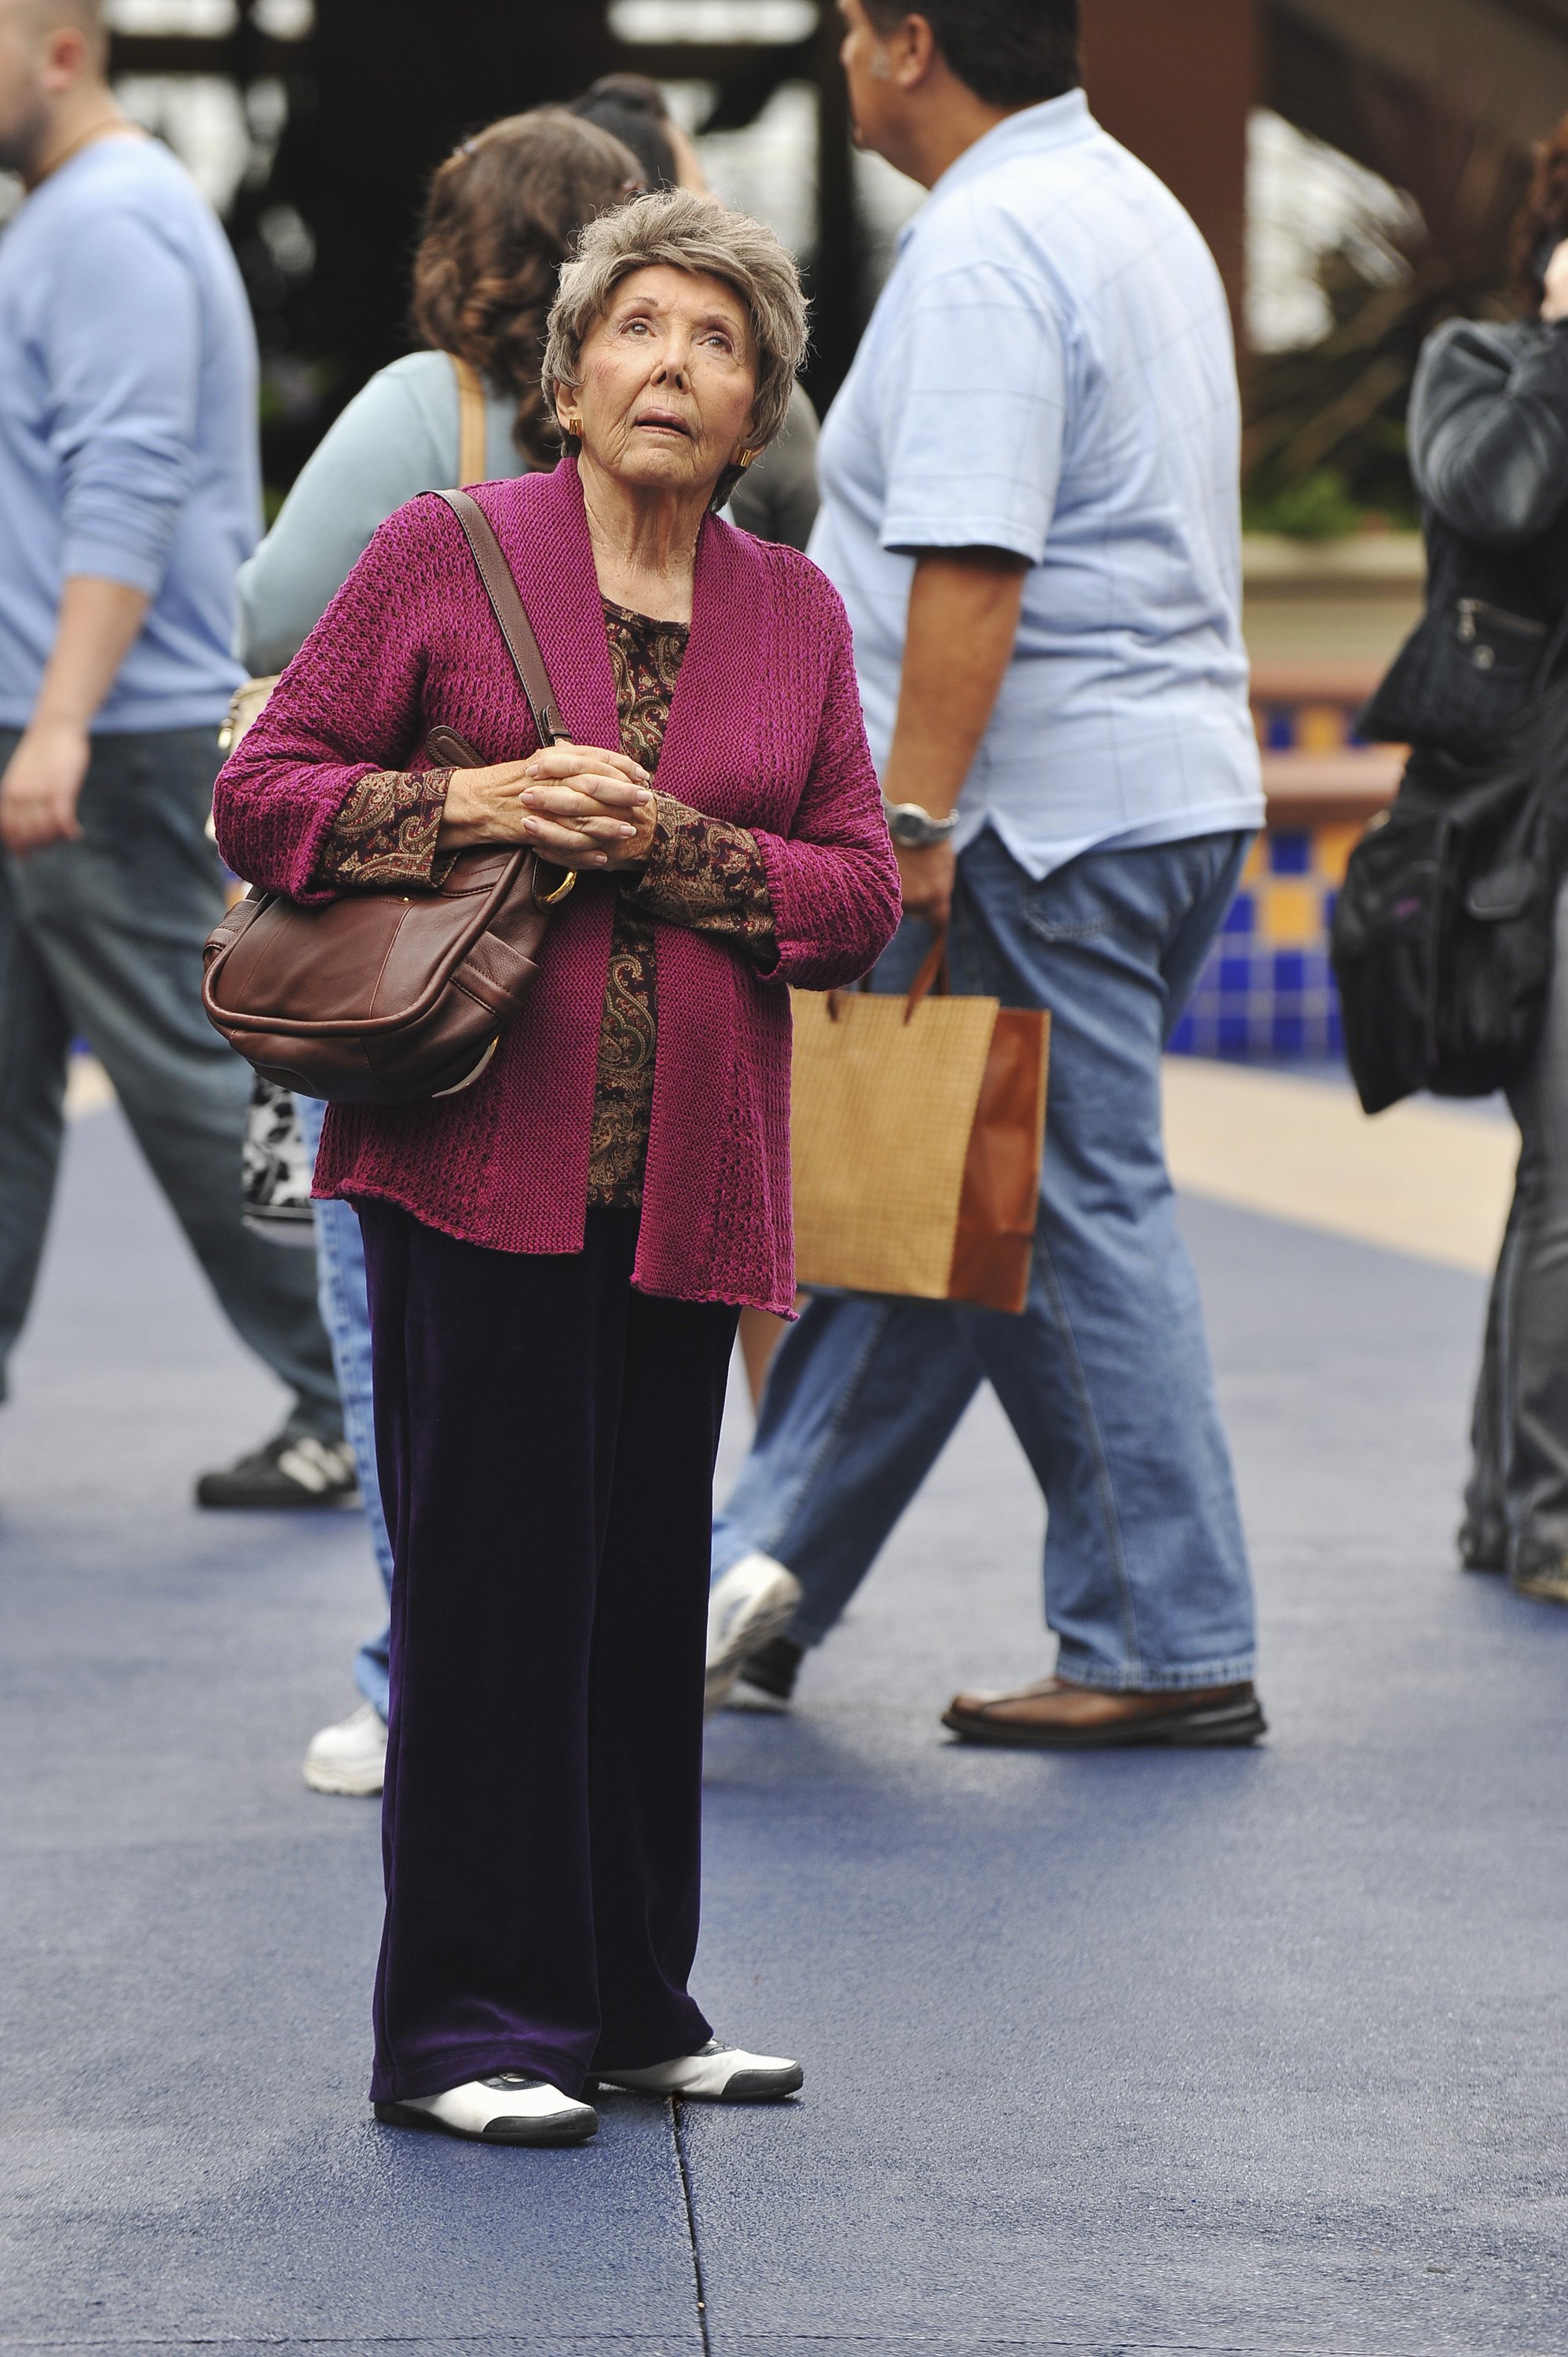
{"left": 1331, "top": 668, "right": 1568, "bottom": 1113}
{"left": 1358, "top": 512, "right": 1557, "bottom": 758}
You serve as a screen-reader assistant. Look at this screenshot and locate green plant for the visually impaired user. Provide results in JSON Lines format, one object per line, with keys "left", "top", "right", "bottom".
{"left": 1244, "top": 81, "right": 1525, "bottom": 537}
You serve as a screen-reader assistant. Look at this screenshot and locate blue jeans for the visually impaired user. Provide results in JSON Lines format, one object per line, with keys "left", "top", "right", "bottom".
{"left": 713, "top": 826, "right": 1258, "bottom": 1692}
{"left": 296, "top": 1095, "right": 393, "bottom": 1717}
{"left": 0, "top": 728, "right": 339, "bottom": 1438}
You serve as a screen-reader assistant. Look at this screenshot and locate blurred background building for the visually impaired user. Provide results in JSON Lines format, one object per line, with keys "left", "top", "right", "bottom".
{"left": 13, "top": 0, "right": 1568, "bottom": 1057}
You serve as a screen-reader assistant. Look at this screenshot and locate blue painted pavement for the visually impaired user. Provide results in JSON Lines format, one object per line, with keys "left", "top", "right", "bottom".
{"left": 4, "top": 1102, "right": 1567, "bottom": 2354}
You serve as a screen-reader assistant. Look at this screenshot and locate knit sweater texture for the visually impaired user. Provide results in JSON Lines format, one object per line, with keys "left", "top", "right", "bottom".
{"left": 212, "top": 458, "right": 901, "bottom": 1314}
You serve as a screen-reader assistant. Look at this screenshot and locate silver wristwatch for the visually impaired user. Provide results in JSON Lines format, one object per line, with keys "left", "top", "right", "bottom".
{"left": 884, "top": 799, "right": 960, "bottom": 850}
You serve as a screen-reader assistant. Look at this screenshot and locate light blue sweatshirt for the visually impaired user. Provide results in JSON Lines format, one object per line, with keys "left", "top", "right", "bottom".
{"left": 0, "top": 134, "right": 260, "bottom": 733}
{"left": 235, "top": 352, "right": 527, "bottom": 676}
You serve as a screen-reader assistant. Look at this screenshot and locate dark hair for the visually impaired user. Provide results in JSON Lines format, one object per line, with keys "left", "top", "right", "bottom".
{"left": 861, "top": 0, "right": 1080, "bottom": 109}
{"left": 571, "top": 75, "right": 680, "bottom": 193}
{"left": 1511, "top": 112, "right": 1568, "bottom": 317}
{"left": 410, "top": 108, "right": 642, "bottom": 467}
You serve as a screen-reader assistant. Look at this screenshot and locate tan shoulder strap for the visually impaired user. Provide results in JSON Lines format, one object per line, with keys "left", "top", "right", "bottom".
{"left": 450, "top": 354, "right": 487, "bottom": 488}
{"left": 431, "top": 487, "right": 569, "bottom": 746}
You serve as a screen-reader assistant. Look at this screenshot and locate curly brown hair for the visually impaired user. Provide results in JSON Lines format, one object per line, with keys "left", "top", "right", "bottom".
{"left": 410, "top": 108, "right": 642, "bottom": 467}
{"left": 1511, "top": 111, "right": 1568, "bottom": 316}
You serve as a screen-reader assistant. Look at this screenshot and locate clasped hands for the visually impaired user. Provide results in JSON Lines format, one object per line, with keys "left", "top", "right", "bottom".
{"left": 436, "top": 741, "right": 657, "bottom": 871}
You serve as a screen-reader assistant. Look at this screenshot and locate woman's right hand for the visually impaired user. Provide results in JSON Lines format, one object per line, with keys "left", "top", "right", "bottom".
{"left": 438, "top": 742, "right": 652, "bottom": 867}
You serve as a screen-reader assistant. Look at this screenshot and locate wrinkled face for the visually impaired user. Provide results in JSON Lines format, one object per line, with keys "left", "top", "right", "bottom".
{"left": 0, "top": 0, "right": 50, "bottom": 177}
{"left": 568, "top": 263, "right": 759, "bottom": 500}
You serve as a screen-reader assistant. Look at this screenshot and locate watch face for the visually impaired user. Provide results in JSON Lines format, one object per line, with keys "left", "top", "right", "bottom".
{"left": 888, "top": 805, "right": 943, "bottom": 847}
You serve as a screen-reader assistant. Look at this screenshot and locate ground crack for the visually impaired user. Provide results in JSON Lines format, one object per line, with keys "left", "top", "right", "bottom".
{"left": 669, "top": 2095, "right": 712, "bottom": 2357}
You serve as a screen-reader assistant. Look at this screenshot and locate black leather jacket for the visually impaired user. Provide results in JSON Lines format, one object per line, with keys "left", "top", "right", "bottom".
{"left": 1411, "top": 317, "right": 1568, "bottom": 612}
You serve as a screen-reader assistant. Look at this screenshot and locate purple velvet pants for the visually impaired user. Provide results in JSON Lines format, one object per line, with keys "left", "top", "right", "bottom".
{"left": 357, "top": 1201, "right": 738, "bottom": 2104}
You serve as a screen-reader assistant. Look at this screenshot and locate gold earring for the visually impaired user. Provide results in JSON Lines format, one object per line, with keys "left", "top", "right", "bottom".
{"left": 736, "top": 447, "right": 757, "bottom": 468}
{"left": 564, "top": 412, "right": 582, "bottom": 438}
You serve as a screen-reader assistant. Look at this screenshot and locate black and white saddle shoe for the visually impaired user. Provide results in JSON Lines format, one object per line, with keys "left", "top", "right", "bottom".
{"left": 595, "top": 2039, "right": 803, "bottom": 2102}
{"left": 374, "top": 2072, "right": 598, "bottom": 2145}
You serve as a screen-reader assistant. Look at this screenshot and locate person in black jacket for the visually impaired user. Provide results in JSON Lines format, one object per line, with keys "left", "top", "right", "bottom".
{"left": 1409, "top": 119, "right": 1568, "bottom": 1604}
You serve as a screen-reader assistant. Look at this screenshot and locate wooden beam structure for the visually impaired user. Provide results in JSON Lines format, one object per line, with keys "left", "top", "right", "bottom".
{"left": 1082, "top": 0, "right": 1261, "bottom": 339}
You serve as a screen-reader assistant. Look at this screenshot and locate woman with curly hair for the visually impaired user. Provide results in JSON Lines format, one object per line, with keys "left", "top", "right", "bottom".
{"left": 236, "top": 109, "right": 641, "bottom": 670}
{"left": 234, "top": 109, "right": 640, "bottom": 1803}
{"left": 1406, "top": 114, "right": 1568, "bottom": 1606}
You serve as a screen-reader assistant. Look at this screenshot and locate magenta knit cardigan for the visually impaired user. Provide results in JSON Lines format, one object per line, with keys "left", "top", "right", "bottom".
{"left": 213, "top": 460, "right": 902, "bottom": 1314}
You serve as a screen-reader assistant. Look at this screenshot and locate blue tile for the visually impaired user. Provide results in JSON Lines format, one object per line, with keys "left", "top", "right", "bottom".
{"left": 1269, "top": 832, "right": 1311, "bottom": 875}
{"left": 1222, "top": 893, "right": 1255, "bottom": 936}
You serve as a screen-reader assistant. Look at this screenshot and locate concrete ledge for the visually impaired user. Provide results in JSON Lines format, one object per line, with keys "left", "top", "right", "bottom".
{"left": 1262, "top": 748, "right": 1403, "bottom": 828}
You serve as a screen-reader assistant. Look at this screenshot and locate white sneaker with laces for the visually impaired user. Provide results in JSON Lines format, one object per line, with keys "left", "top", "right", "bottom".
{"left": 375, "top": 2073, "right": 598, "bottom": 2145}
{"left": 302, "top": 1700, "right": 387, "bottom": 1795}
{"left": 705, "top": 1552, "right": 801, "bottom": 1714}
{"left": 596, "top": 2038, "right": 803, "bottom": 2102}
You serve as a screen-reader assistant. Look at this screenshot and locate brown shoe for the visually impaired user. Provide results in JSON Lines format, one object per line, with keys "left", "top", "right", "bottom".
{"left": 941, "top": 1675, "right": 1266, "bottom": 1750}
{"left": 1511, "top": 1558, "right": 1568, "bottom": 1605}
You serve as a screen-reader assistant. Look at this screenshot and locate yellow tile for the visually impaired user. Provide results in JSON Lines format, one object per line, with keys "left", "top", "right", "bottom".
{"left": 1241, "top": 834, "right": 1267, "bottom": 885}
{"left": 1297, "top": 702, "right": 1348, "bottom": 753}
{"left": 1313, "top": 822, "right": 1365, "bottom": 885}
{"left": 1258, "top": 878, "right": 1324, "bottom": 944}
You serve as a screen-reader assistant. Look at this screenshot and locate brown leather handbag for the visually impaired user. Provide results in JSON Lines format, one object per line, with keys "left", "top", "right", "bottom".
{"left": 202, "top": 489, "right": 577, "bottom": 1106}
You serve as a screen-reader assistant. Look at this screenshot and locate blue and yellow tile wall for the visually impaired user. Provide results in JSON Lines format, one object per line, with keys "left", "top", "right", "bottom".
{"left": 1167, "top": 685, "right": 1386, "bottom": 1061}
{"left": 1166, "top": 822, "right": 1361, "bottom": 1059}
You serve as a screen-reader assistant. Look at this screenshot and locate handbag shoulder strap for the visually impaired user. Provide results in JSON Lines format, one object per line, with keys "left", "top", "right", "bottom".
{"left": 432, "top": 486, "right": 569, "bottom": 747}
{"left": 450, "top": 354, "right": 488, "bottom": 489}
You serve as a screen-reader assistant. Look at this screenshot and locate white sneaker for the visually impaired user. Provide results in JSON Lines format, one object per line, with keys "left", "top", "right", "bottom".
{"left": 302, "top": 1700, "right": 387, "bottom": 1795}
{"left": 375, "top": 2073, "right": 598, "bottom": 2145}
{"left": 597, "top": 2037, "right": 803, "bottom": 2102}
{"left": 705, "top": 1552, "right": 801, "bottom": 1714}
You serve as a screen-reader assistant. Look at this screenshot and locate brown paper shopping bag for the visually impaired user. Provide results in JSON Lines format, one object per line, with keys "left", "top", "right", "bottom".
{"left": 789, "top": 933, "right": 1049, "bottom": 1314}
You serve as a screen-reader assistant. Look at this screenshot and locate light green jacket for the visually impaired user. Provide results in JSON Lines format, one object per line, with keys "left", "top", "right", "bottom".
{"left": 235, "top": 350, "right": 526, "bottom": 675}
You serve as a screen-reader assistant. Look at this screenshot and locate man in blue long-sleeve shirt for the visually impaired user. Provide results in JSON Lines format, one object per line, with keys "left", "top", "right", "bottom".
{"left": 0, "top": 0, "right": 346, "bottom": 1505}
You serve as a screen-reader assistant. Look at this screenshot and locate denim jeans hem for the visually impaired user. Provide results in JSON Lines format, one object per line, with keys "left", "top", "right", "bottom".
{"left": 1052, "top": 1650, "right": 1257, "bottom": 1693}
{"left": 370, "top": 2040, "right": 592, "bottom": 2106}
{"left": 710, "top": 1530, "right": 755, "bottom": 1585}
{"left": 353, "top": 1649, "right": 390, "bottom": 1719}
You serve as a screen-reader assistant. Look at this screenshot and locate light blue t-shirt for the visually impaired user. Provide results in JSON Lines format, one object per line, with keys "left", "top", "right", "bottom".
{"left": 809, "top": 90, "right": 1263, "bottom": 879}
{"left": 0, "top": 134, "right": 259, "bottom": 733}
{"left": 235, "top": 350, "right": 527, "bottom": 676}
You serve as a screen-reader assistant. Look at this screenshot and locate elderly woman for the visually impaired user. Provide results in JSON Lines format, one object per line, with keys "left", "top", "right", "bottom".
{"left": 213, "top": 190, "right": 901, "bottom": 2146}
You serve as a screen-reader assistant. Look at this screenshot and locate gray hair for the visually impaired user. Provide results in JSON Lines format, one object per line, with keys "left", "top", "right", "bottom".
{"left": 542, "top": 189, "right": 809, "bottom": 478}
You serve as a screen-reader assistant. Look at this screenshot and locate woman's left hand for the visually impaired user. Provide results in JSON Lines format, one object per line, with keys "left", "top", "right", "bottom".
{"left": 520, "top": 742, "right": 658, "bottom": 871}
{"left": 437, "top": 740, "right": 657, "bottom": 868}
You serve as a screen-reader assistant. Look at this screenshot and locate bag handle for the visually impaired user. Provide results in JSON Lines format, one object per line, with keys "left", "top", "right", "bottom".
{"left": 451, "top": 355, "right": 488, "bottom": 489}
{"left": 431, "top": 488, "right": 577, "bottom": 907}
{"left": 902, "top": 928, "right": 950, "bottom": 1019}
{"left": 826, "top": 926, "right": 950, "bottom": 1024}
{"left": 430, "top": 487, "right": 570, "bottom": 750}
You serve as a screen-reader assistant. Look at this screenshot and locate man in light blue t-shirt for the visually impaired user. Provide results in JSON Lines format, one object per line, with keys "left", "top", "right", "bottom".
{"left": 0, "top": 0, "right": 343, "bottom": 1505}
{"left": 708, "top": 0, "right": 1266, "bottom": 1747}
